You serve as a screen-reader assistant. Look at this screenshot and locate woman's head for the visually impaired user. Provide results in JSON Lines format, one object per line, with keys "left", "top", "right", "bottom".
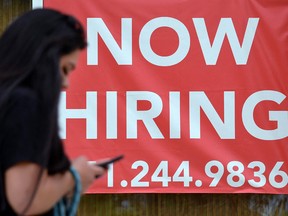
{"left": 0, "top": 8, "right": 87, "bottom": 101}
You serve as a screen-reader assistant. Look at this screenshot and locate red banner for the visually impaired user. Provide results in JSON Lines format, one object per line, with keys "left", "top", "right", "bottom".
{"left": 43, "top": 0, "right": 288, "bottom": 194}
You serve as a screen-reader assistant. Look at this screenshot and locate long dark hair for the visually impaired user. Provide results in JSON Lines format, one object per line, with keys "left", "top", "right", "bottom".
{"left": 0, "top": 8, "right": 86, "bottom": 114}
{"left": 0, "top": 8, "right": 87, "bottom": 214}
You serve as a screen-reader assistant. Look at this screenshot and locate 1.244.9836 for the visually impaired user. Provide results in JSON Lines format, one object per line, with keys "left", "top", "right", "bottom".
{"left": 106, "top": 160, "right": 287, "bottom": 189}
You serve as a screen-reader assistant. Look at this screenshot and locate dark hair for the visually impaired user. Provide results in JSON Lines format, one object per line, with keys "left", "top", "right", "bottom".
{"left": 0, "top": 8, "right": 87, "bottom": 214}
{"left": 0, "top": 7, "right": 87, "bottom": 155}
{"left": 0, "top": 8, "right": 86, "bottom": 104}
{"left": 0, "top": 7, "right": 87, "bottom": 137}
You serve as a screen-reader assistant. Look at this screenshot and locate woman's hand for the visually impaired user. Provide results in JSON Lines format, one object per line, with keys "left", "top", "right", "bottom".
{"left": 72, "top": 156, "right": 105, "bottom": 193}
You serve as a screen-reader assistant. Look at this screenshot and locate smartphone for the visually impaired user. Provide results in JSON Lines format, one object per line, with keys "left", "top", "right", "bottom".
{"left": 95, "top": 154, "right": 124, "bottom": 169}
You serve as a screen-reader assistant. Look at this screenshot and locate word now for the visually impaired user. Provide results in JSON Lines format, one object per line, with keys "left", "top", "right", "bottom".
{"left": 87, "top": 17, "right": 259, "bottom": 66}
{"left": 58, "top": 90, "right": 288, "bottom": 141}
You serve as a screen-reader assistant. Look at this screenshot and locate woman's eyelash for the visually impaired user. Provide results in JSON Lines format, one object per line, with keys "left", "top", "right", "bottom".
{"left": 63, "top": 67, "right": 68, "bottom": 75}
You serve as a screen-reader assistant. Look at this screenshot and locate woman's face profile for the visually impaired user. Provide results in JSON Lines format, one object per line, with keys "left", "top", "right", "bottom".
{"left": 59, "top": 49, "right": 81, "bottom": 89}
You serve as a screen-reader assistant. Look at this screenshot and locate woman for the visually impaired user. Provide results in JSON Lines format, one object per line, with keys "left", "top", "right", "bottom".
{"left": 0, "top": 8, "right": 105, "bottom": 215}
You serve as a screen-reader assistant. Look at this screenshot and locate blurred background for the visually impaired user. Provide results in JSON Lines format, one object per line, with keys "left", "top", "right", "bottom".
{"left": 0, "top": 1, "right": 287, "bottom": 215}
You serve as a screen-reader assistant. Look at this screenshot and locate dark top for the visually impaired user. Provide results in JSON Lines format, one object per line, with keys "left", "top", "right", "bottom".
{"left": 0, "top": 88, "right": 70, "bottom": 215}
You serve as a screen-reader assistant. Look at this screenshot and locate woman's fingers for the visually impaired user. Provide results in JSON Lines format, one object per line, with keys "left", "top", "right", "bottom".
{"left": 72, "top": 156, "right": 105, "bottom": 192}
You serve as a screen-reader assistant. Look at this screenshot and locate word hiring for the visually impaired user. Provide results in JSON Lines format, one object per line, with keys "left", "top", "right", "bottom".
{"left": 87, "top": 17, "right": 259, "bottom": 66}
{"left": 58, "top": 90, "right": 288, "bottom": 141}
